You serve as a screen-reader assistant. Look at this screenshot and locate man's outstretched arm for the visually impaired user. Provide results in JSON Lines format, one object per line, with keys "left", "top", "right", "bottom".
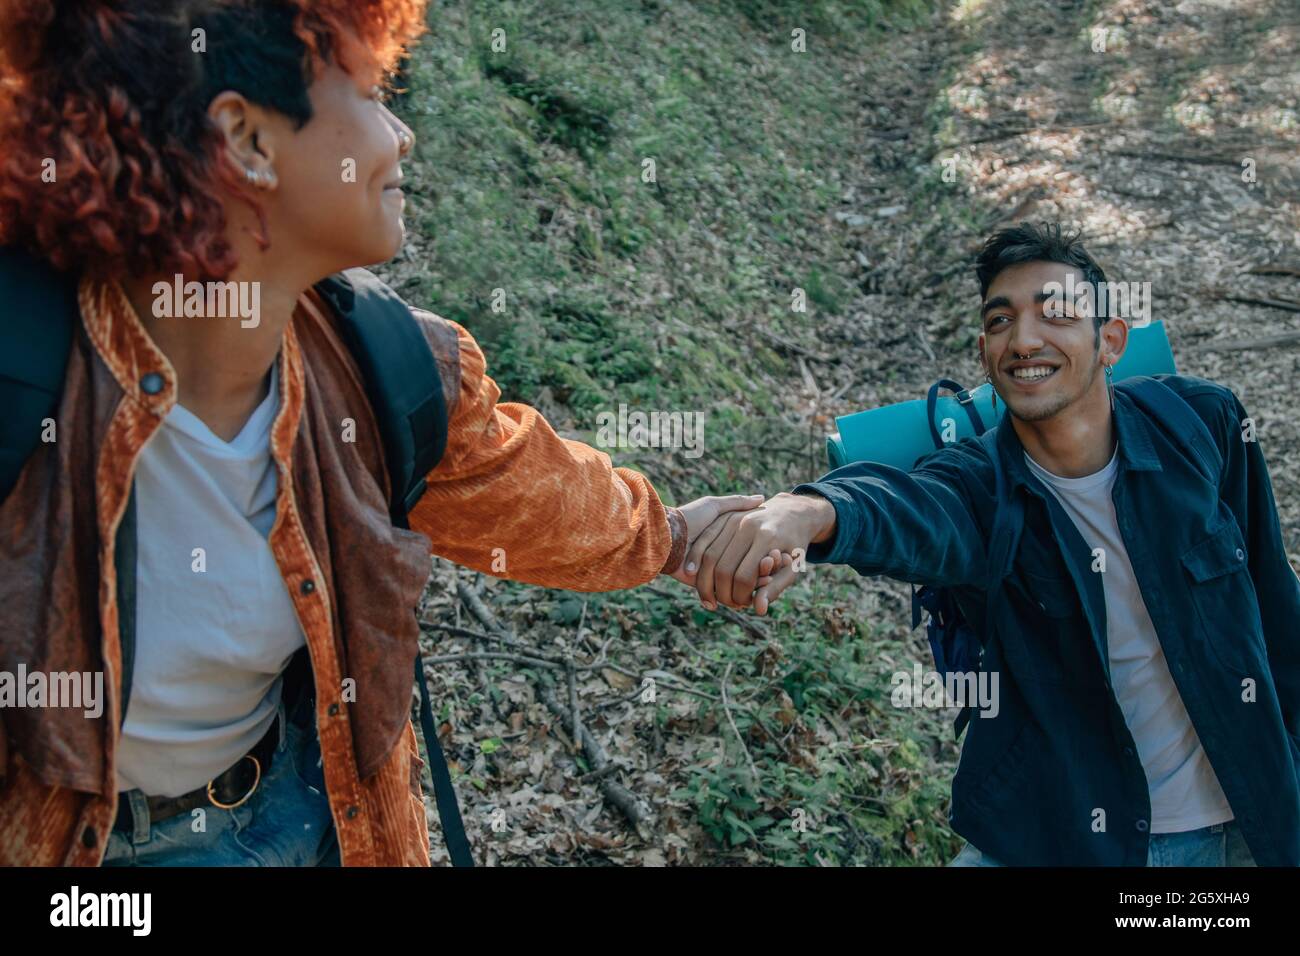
{"left": 687, "top": 446, "right": 993, "bottom": 613}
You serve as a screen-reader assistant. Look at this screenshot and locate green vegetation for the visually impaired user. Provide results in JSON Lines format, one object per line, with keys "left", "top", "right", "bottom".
{"left": 391, "top": 0, "right": 965, "bottom": 865}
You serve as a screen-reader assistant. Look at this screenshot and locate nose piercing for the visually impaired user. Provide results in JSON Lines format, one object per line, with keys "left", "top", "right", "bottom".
{"left": 398, "top": 130, "right": 413, "bottom": 152}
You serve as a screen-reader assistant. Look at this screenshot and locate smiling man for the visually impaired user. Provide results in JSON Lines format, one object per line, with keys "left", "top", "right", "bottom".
{"left": 686, "top": 222, "right": 1300, "bottom": 866}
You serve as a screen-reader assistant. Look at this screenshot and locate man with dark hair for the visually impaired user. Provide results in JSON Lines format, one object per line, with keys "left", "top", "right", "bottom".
{"left": 976, "top": 221, "right": 1109, "bottom": 346}
{"left": 684, "top": 222, "right": 1300, "bottom": 866}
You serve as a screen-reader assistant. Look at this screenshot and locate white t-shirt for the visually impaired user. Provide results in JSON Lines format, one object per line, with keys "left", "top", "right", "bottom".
{"left": 115, "top": 363, "right": 307, "bottom": 797}
{"left": 1024, "top": 445, "right": 1233, "bottom": 833}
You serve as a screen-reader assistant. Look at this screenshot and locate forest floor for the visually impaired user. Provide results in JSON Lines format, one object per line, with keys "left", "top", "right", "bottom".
{"left": 380, "top": 0, "right": 1299, "bottom": 865}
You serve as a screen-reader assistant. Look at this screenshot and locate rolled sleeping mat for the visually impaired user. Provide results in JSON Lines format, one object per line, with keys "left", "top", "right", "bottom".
{"left": 825, "top": 320, "right": 1176, "bottom": 471}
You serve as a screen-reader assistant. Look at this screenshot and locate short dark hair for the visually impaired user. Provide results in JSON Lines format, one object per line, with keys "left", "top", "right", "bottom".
{"left": 975, "top": 223, "right": 1109, "bottom": 335}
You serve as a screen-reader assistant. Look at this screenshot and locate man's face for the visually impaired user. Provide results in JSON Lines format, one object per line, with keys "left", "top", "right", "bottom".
{"left": 979, "top": 261, "right": 1106, "bottom": 423}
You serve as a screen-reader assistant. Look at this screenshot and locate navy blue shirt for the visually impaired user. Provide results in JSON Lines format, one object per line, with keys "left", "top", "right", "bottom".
{"left": 796, "top": 374, "right": 1300, "bottom": 865}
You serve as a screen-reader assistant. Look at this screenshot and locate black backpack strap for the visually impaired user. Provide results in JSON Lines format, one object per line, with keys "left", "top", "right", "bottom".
{"left": 926, "top": 378, "right": 988, "bottom": 451}
{"left": 314, "top": 269, "right": 449, "bottom": 520}
{"left": 313, "top": 268, "right": 473, "bottom": 867}
{"left": 115, "top": 484, "right": 138, "bottom": 729}
{"left": 415, "top": 656, "right": 474, "bottom": 866}
{"left": 0, "top": 249, "right": 141, "bottom": 730}
{"left": 0, "top": 247, "right": 76, "bottom": 501}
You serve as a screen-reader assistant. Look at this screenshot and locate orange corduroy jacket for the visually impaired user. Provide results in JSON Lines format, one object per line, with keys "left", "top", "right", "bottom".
{"left": 0, "top": 275, "right": 685, "bottom": 865}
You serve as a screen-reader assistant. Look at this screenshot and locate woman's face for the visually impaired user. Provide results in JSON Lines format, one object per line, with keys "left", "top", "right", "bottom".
{"left": 225, "top": 37, "right": 414, "bottom": 278}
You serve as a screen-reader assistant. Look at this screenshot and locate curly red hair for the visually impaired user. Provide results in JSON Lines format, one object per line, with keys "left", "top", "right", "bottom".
{"left": 0, "top": 0, "right": 427, "bottom": 281}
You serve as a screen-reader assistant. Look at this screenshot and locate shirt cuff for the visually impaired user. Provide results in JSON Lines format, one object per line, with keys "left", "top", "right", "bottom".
{"left": 659, "top": 506, "right": 688, "bottom": 575}
{"left": 791, "top": 483, "right": 860, "bottom": 566}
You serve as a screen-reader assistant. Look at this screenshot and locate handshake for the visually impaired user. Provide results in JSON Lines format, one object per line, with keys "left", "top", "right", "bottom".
{"left": 664, "top": 493, "right": 838, "bottom": 615}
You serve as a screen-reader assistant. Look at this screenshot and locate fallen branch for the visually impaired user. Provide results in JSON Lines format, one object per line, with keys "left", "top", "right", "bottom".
{"left": 642, "top": 581, "right": 772, "bottom": 642}
{"left": 536, "top": 674, "right": 650, "bottom": 835}
{"left": 1192, "top": 331, "right": 1300, "bottom": 351}
{"left": 422, "top": 621, "right": 568, "bottom": 665}
{"left": 721, "top": 663, "right": 759, "bottom": 783}
{"left": 421, "top": 650, "right": 564, "bottom": 670}
{"left": 579, "top": 762, "right": 626, "bottom": 783}
{"left": 927, "top": 120, "right": 1110, "bottom": 158}
{"left": 1220, "top": 294, "right": 1300, "bottom": 314}
{"left": 455, "top": 579, "right": 651, "bottom": 835}
{"left": 755, "top": 325, "right": 833, "bottom": 362}
{"left": 1109, "top": 149, "right": 1248, "bottom": 167}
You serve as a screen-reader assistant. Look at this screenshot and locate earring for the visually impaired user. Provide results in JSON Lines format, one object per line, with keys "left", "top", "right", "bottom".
{"left": 244, "top": 167, "right": 271, "bottom": 189}
{"left": 986, "top": 371, "right": 998, "bottom": 415}
{"left": 1105, "top": 363, "right": 1115, "bottom": 412}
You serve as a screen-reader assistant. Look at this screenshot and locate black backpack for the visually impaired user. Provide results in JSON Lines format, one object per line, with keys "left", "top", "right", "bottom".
{"left": 0, "top": 246, "right": 473, "bottom": 866}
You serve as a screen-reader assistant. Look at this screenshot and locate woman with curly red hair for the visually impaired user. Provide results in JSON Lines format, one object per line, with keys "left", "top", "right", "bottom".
{"left": 0, "top": 0, "right": 766, "bottom": 867}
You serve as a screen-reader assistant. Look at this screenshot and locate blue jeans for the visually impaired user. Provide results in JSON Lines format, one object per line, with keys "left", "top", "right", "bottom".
{"left": 103, "top": 692, "right": 340, "bottom": 867}
{"left": 948, "top": 820, "right": 1256, "bottom": 866}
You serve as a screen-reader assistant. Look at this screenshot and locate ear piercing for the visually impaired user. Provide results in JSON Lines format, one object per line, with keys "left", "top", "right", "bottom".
{"left": 244, "top": 166, "right": 273, "bottom": 189}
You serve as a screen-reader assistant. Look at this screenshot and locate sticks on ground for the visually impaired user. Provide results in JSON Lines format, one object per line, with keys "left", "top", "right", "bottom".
{"left": 1193, "top": 331, "right": 1300, "bottom": 352}
{"left": 453, "top": 578, "right": 651, "bottom": 835}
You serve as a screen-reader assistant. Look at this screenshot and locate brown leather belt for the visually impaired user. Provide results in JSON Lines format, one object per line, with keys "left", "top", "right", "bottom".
{"left": 113, "top": 714, "right": 281, "bottom": 832}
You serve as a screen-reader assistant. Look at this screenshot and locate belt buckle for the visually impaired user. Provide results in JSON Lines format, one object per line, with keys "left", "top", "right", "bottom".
{"left": 206, "top": 754, "right": 262, "bottom": 810}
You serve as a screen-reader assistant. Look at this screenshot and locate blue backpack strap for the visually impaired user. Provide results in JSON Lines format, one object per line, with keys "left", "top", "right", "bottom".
{"left": 1119, "top": 376, "right": 1223, "bottom": 487}
{"left": 977, "top": 427, "right": 1023, "bottom": 651}
{"left": 937, "top": 427, "right": 1019, "bottom": 739}
{"left": 926, "top": 378, "right": 988, "bottom": 451}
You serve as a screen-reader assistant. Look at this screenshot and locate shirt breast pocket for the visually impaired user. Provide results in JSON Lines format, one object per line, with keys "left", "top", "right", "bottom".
{"left": 1012, "top": 568, "right": 1077, "bottom": 619}
{"left": 1002, "top": 568, "right": 1096, "bottom": 686}
{"left": 1180, "top": 519, "right": 1262, "bottom": 675}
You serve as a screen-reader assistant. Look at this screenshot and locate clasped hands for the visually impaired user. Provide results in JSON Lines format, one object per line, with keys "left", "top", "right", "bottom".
{"left": 666, "top": 493, "right": 837, "bottom": 615}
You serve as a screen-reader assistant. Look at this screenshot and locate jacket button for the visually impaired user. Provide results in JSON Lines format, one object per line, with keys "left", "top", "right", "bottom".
{"left": 300, "top": 579, "right": 315, "bottom": 595}
{"left": 81, "top": 826, "right": 97, "bottom": 848}
{"left": 139, "top": 372, "right": 165, "bottom": 395}
{"left": 1235, "top": 548, "right": 1245, "bottom": 561}
{"left": 346, "top": 805, "right": 359, "bottom": 819}
{"left": 1135, "top": 819, "right": 1149, "bottom": 832}
{"left": 328, "top": 702, "right": 340, "bottom": 717}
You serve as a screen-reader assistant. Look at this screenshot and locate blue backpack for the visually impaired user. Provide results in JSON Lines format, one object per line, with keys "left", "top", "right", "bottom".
{"left": 910, "top": 379, "right": 1009, "bottom": 738}
{"left": 909, "top": 374, "right": 1222, "bottom": 738}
